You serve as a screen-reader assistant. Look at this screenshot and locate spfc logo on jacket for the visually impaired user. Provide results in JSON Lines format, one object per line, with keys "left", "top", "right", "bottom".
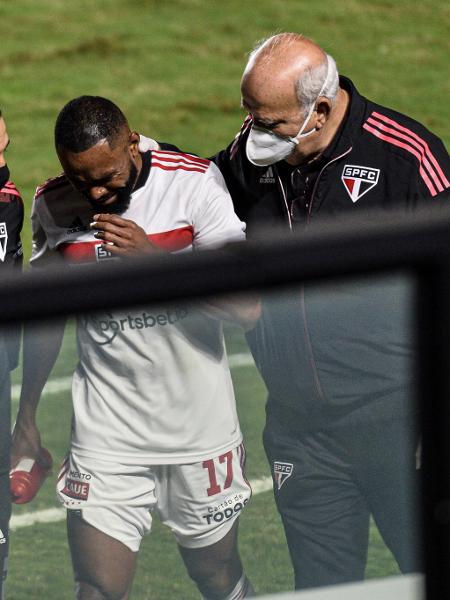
{"left": 341, "top": 164, "right": 380, "bottom": 203}
{"left": 274, "top": 461, "right": 293, "bottom": 490}
{"left": 0, "top": 222, "right": 7, "bottom": 262}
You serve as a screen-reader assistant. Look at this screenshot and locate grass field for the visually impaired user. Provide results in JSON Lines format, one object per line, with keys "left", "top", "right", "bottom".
{"left": 2, "top": 0, "right": 449, "bottom": 597}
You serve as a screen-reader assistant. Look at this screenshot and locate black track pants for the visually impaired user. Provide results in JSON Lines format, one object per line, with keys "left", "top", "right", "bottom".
{"left": 263, "top": 414, "right": 423, "bottom": 590}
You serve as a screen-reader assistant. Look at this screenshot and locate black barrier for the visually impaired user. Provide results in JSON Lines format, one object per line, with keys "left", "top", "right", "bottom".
{"left": 2, "top": 205, "right": 450, "bottom": 599}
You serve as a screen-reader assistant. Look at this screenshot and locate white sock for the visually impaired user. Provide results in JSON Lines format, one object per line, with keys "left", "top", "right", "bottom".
{"left": 202, "top": 572, "right": 255, "bottom": 600}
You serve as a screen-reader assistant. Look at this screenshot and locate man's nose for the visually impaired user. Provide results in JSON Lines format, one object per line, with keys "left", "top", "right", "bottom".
{"left": 89, "top": 186, "right": 108, "bottom": 201}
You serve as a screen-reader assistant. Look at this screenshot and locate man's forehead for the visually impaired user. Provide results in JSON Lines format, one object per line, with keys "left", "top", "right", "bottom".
{"left": 242, "top": 72, "right": 299, "bottom": 111}
{"left": 61, "top": 139, "right": 128, "bottom": 177}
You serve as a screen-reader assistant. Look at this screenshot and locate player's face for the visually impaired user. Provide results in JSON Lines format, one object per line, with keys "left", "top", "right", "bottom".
{"left": 58, "top": 132, "right": 141, "bottom": 214}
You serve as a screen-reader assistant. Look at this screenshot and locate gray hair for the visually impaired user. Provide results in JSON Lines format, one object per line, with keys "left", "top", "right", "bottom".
{"left": 245, "top": 33, "right": 340, "bottom": 115}
{"left": 296, "top": 54, "right": 340, "bottom": 115}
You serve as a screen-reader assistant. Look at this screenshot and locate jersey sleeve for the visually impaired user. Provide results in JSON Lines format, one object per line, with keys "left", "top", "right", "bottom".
{"left": 413, "top": 133, "right": 450, "bottom": 202}
{"left": 191, "top": 161, "right": 246, "bottom": 249}
{"left": 29, "top": 192, "right": 62, "bottom": 268}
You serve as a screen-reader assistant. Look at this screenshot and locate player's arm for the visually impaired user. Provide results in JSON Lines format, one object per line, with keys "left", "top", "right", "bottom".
{"left": 11, "top": 318, "right": 66, "bottom": 469}
{"left": 201, "top": 293, "right": 261, "bottom": 331}
{"left": 11, "top": 193, "right": 66, "bottom": 469}
{"left": 192, "top": 162, "right": 261, "bottom": 329}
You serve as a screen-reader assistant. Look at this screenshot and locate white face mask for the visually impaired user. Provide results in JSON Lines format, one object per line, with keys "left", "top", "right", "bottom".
{"left": 246, "top": 58, "right": 331, "bottom": 167}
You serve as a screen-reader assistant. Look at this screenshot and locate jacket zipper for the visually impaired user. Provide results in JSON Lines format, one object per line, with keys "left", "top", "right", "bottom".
{"left": 276, "top": 172, "right": 293, "bottom": 230}
{"left": 307, "top": 146, "right": 353, "bottom": 222}
{"left": 275, "top": 146, "right": 353, "bottom": 405}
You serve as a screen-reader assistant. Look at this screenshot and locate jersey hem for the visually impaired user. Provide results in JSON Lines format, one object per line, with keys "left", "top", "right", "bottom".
{"left": 69, "top": 433, "right": 244, "bottom": 465}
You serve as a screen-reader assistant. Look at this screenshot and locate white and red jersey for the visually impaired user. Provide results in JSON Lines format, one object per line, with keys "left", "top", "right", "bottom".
{"left": 31, "top": 149, "right": 246, "bottom": 464}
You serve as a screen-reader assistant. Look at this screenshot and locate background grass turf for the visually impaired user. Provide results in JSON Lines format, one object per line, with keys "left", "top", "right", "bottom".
{"left": 3, "top": 0, "right": 449, "bottom": 597}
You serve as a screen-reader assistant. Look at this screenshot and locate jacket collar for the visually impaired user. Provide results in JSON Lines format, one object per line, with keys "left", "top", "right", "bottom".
{"left": 321, "top": 76, "right": 367, "bottom": 161}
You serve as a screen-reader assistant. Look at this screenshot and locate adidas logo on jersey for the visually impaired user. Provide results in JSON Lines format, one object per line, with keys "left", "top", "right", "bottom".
{"left": 259, "top": 166, "right": 276, "bottom": 184}
{"left": 67, "top": 216, "right": 88, "bottom": 234}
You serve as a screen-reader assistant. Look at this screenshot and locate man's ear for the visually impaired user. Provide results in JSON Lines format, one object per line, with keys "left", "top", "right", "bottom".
{"left": 129, "top": 131, "right": 141, "bottom": 156}
{"left": 315, "top": 98, "right": 332, "bottom": 129}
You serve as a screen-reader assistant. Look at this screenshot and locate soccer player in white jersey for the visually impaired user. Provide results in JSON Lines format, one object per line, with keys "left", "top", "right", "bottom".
{"left": 11, "top": 96, "right": 258, "bottom": 599}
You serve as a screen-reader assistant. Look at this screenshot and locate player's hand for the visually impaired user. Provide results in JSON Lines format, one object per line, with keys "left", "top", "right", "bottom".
{"left": 0, "top": 115, "right": 10, "bottom": 167}
{"left": 90, "top": 213, "right": 160, "bottom": 256}
{"left": 11, "top": 420, "right": 49, "bottom": 470}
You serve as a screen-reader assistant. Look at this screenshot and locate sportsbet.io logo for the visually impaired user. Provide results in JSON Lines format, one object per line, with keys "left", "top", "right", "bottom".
{"left": 81, "top": 308, "right": 189, "bottom": 344}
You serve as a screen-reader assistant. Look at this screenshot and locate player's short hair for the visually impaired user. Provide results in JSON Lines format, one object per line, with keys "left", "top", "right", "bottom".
{"left": 54, "top": 96, "right": 129, "bottom": 152}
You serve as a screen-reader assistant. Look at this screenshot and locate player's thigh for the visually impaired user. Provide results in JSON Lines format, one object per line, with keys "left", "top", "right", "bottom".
{"left": 155, "top": 443, "right": 251, "bottom": 549}
{"left": 57, "top": 452, "right": 156, "bottom": 552}
{"left": 58, "top": 453, "right": 156, "bottom": 598}
{"left": 67, "top": 511, "right": 137, "bottom": 600}
{"left": 263, "top": 423, "right": 370, "bottom": 587}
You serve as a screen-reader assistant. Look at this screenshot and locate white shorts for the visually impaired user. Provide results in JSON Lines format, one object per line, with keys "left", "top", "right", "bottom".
{"left": 56, "top": 444, "right": 251, "bottom": 552}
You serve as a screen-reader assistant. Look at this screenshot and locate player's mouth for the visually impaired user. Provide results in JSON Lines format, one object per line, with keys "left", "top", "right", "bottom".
{"left": 98, "top": 194, "right": 118, "bottom": 205}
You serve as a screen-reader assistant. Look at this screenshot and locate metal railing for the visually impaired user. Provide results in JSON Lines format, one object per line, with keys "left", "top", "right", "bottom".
{"left": 2, "top": 205, "right": 450, "bottom": 599}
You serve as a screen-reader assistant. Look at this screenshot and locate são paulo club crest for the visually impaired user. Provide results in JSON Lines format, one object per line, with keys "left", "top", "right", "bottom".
{"left": 0, "top": 222, "right": 7, "bottom": 262}
{"left": 274, "top": 462, "right": 293, "bottom": 490}
{"left": 341, "top": 164, "right": 380, "bottom": 203}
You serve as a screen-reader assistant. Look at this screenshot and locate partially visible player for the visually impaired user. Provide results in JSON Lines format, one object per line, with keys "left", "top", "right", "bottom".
{"left": 0, "top": 109, "right": 23, "bottom": 600}
{"left": 12, "top": 96, "right": 256, "bottom": 599}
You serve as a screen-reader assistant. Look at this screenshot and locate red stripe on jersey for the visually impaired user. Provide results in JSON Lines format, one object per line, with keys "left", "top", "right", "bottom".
{"left": 59, "top": 242, "right": 97, "bottom": 263}
{"left": 363, "top": 121, "right": 439, "bottom": 197}
{"left": 59, "top": 226, "right": 194, "bottom": 262}
{"left": 149, "top": 226, "right": 194, "bottom": 251}
{"left": 151, "top": 155, "right": 209, "bottom": 170}
{"left": 0, "top": 182, "right": 21, "bottom": 198}
{"left": 152, "top": 150, "right": 210, "bottom": 168}
{"left": 35, "top": 174, "right": 67, "bottom": 199}
{"left": 57, "top": 455, "right": 70, "bottom": 482}
{"left": 371, "top": 111, "right": 450, "bottom": 189}
{"left": 151, "top": 161, "right": 207, "bottom": 174}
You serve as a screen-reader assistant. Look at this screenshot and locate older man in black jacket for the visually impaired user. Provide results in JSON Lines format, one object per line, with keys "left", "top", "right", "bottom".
{"left": 212, "top": 32, "right": 450, "bottom": 590}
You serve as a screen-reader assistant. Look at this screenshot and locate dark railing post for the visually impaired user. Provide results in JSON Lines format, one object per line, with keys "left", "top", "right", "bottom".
{"left": 418, "top": 259, "right": 450, "bottom": 600}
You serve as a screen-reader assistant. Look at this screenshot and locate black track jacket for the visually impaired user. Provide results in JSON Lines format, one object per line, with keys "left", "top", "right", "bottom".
{"left": 213, "top": 76, "right": 450, "bottom": 431}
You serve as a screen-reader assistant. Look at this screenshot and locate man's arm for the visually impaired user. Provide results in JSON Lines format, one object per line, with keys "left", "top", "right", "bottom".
{"left": 11, "top": 183, "right": 66, "bottom": 469}
{"left": 11, "top": 319, "right": 66, "bottom": 469}
{"left": 202, "top": 293, "right": 261, "bottom": 331}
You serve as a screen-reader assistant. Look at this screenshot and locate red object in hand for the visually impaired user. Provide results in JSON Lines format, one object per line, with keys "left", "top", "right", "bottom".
{"left": 10, "top": 448, "right": 53, "bottom": 504}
